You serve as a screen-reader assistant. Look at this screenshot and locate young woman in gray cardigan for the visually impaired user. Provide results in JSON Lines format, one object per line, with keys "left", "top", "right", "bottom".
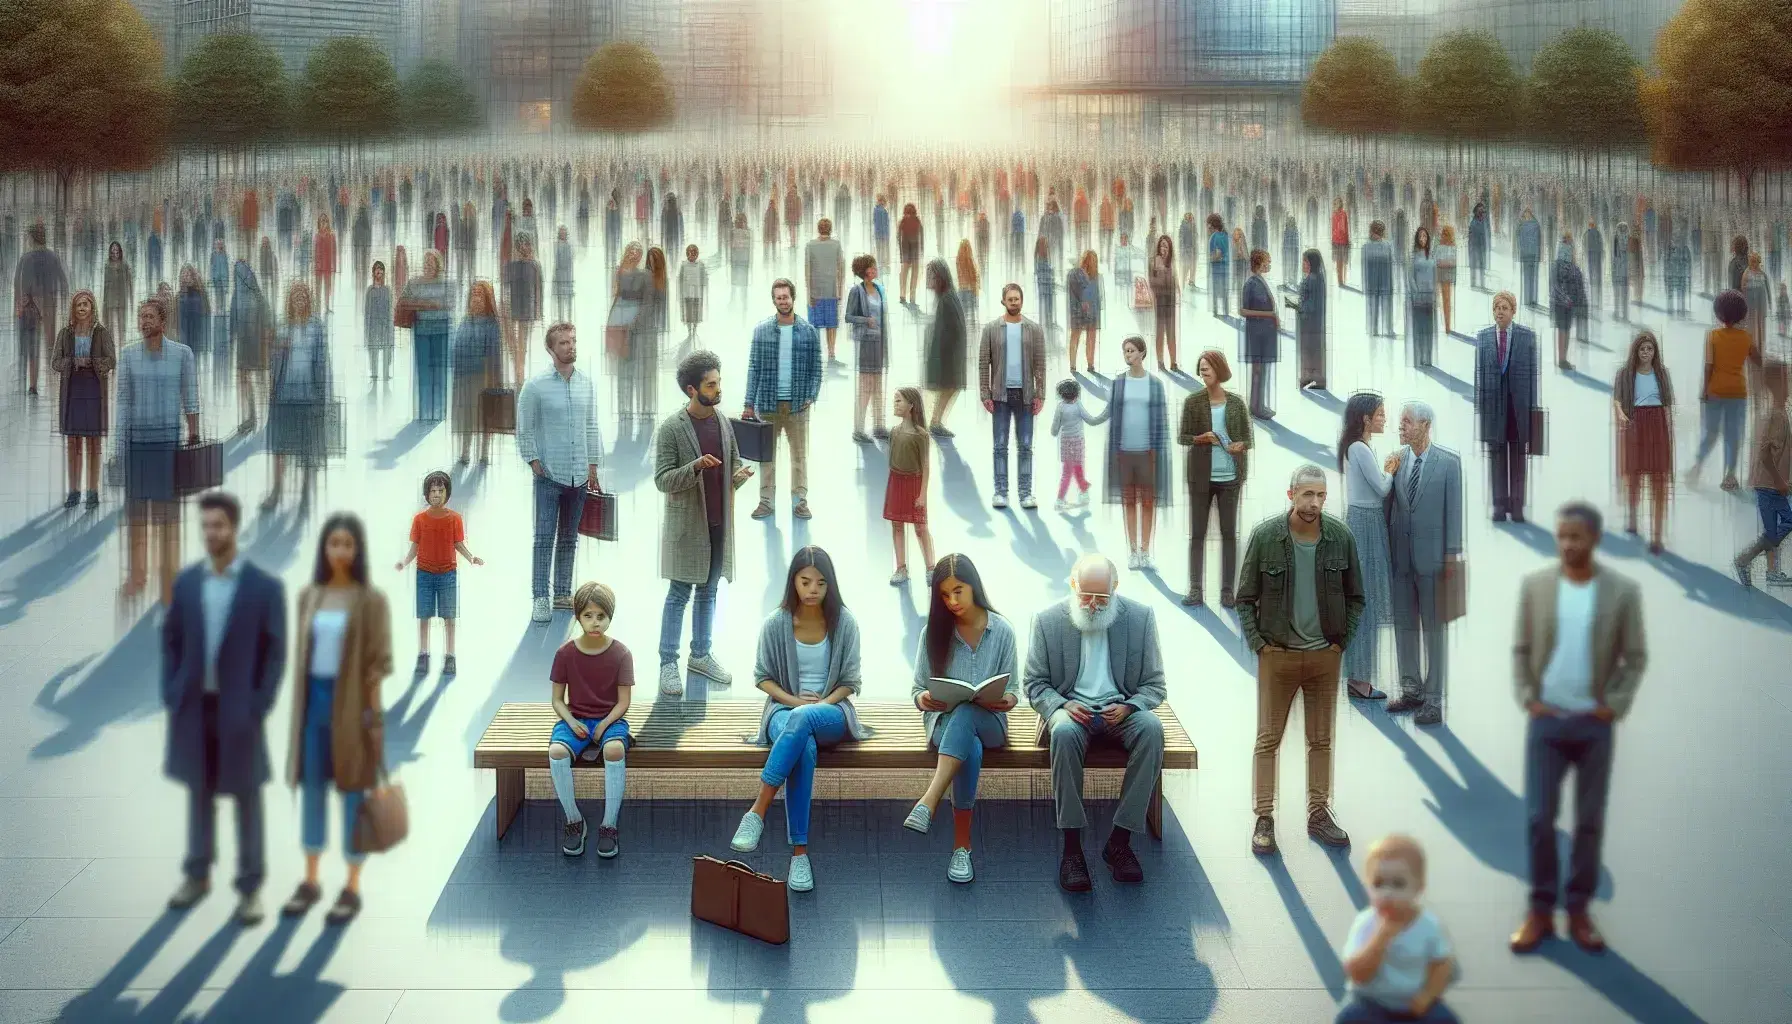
{"left": 730, "top": 547, "right": 867, "bottom": 893}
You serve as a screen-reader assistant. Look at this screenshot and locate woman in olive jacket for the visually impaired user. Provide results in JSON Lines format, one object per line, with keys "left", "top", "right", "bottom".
{"left": 282, "top": 513, "right": 392, "bottom": 926}
{"left": 1177, "top": 348, "right": 1252, "bottom": 607}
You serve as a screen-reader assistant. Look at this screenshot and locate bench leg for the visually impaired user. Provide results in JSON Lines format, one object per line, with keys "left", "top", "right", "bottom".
{"left": 1147, "top": 771, "right": 1164, "bottom": 841}
{"left": 495, "top": 768, "right": 524, "bottom": 841}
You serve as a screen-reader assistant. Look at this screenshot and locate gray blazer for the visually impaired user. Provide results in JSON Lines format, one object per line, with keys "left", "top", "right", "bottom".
{"left": 1387, "top": 444, "right": 1463, "bottom": 578}
{"left": 652, "top": 408, "right": 748, "bottom": 585}
{"left": 748, "top": 608, "right": 869, "bottom": 744}
{"left": 977, "top": 316, "right": 1047, "bottom": 406}
{"left": 1023, "top": 596, "right": 1166, "bottom": 722}
{"left": 1513, "top": 565, "right": 1647, "bottom": 719}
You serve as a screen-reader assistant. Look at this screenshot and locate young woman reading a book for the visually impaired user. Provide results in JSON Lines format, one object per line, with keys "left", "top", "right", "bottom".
{"left": 904, "top": 554, "right": 1020, "bottom": 883}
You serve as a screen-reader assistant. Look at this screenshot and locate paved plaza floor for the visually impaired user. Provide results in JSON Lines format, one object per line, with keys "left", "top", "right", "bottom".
{"left": 0, "top": 218, "right": 1788, "bottom": 1024}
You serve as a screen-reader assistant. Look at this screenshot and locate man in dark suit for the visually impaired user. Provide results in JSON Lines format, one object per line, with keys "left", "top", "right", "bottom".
{"left": 163, "top": 491, "right": 287, "bottom": 925}
{"left": 1473, "top": 291, "right": 1540, "bottom": 522}
{"left": 1383, "top": 402, "right": 1464, "bottom": 726}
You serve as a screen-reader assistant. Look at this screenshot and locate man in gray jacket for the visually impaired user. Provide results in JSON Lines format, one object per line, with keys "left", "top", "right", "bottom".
{"left": 1025, "top": 553, "right": 1166, "bottom": 892}
{"left": 1383, "top": 401, "right": 1463, "bottom": 725}
{"left": 977, "top": 284, "right": 1047, "bottom": 508}
{"left": 653, "top": 351, "right": 754, "bottom": 697}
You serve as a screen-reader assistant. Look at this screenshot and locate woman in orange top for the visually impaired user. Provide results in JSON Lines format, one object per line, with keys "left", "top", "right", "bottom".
{"left": 1688, "top": 289, "right": 1760, "bottom": 491}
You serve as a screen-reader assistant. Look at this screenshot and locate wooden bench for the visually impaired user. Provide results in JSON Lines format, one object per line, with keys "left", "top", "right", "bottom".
{"left": 474, "top": 700, "right": 1197, "bottom": 842}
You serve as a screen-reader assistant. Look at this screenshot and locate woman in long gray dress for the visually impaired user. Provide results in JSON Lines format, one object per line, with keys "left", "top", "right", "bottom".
{"left": 1336, "top": 392, "right": 1392, "bottom": 700}
{"left": 1284, "top": 249, "right": 1327, "bottom": 389}
{"left": 608, "top": 242, "right": 649, "bottom": 423}
{"left": 1408, "top": 227, "right": 1438, "bottom": 367}
{"left": 921, "top": 258, "right": 966, "bottom": 436}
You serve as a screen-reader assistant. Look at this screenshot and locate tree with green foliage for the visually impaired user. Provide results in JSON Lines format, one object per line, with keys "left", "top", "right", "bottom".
{"left": 0, "top": 0, "right": 170, "bottom": 189}
{"left": 1642, "top": 0, "right": 1792, "bottom": 204}
{"left": 297, "top": 37, "right": 399, "bottom": 142}
{"left": 1526, "top": 28, "right": 1645, "bottom": 151}
{"left": 572, "top": 42, "right": 675, "bottom": 132}
{"left": 1301, "top": 37, "right": 1406, "bottom": 139}
{"left": 401, "top": 60, "right": 482, "bottom": 137}
{"left": 173, "top": 33, "right": 290, "bottom": 148}
{"left": 1411, "top": 31, "right": 1522, "bottom": 144}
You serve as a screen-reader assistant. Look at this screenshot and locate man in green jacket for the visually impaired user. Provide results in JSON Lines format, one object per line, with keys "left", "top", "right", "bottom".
{"left": 1236, "top": 463, "right": 1365, "bottom": 856}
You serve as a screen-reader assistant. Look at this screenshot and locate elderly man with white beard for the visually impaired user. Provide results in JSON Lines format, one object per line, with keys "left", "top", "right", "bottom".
{"left": 1024, "top": 553, "right": 1167, "bottom": 892}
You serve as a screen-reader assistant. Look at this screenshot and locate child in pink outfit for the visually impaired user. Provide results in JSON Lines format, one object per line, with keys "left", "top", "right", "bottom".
{"left": 1050, "top": 378, "right": 1093, "bottom": 511}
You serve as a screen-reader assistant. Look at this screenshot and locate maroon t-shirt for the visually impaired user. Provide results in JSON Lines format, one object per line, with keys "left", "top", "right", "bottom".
{"left": 692, "top": 412, "right": 725, "bottom": 527}
{"left": 551, "top": 638, "right": 634, "bottom": 718}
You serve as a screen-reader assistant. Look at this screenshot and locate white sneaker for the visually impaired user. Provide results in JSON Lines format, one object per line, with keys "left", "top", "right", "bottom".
{"left": 1054, "top": 498, "right": 1070, "bottom": 513}
{"left": 1077, "top": 489, "right": 1091, "bottom": 506}
{"left": 1140, "top": 552, "right": 1156, "bottom": 572}
{"left": 530, "top": 597, "right": 552, "bottom": 623}
{"left": 730, "top": 811, "right": 765, "bottom": 852}
{"left": 688, "top": 654, "right": 732, "bottom": 686}
{"left": 788, "top": 853, "right": 814, "bottom": 892}
{"left": 659, "top": 661, "right": 684, "bottom": 697}
{"left": 947, "top": 847, "right": 974, "bottom": 884}
{"left": 1019, "top": 494, "right": 1037, "bottom": 510}
{"left": 903, "top": 803, "right": 932, "bottom": 834}
{"left": 992, "top": 493, "right": 1008, "bottom": 509}
{"left": 1127, "top": 551, "right": 1142, "bottom": 570}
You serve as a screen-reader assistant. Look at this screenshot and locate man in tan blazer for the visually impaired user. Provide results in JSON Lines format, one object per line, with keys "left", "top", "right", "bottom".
{"left": 977, "top": 283, "right": 1047, "bottom": 509}
{"left": 1509, "top": 501, "right": 1647, "bottom": 957}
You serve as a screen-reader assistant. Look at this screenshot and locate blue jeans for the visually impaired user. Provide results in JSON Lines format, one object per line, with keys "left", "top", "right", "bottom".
{"left": 1695, "top": 398, "right": 1747, "bottom": 475}
{"left": 660, "top": 524, "right": 724, "bottom": 664}
{"left": 762, "top": 703, "right": 850, "bottom": 845}
{"left": 1520, "top": 259, "right": 1539, "bottom": 306}
{"left": 1335, "top": 997, "right": 1459, "bottom": 1024}
{"left": 532, "top": 475, "right": 586, "bottom": 600}
{"left": 1525, "top": 713, "right": 1613, "bottom": 913}
{"left": 301, "top": 675, "right": 366, "bottom": 864}
{"left": 991, "top": 388, "right": 1034, "bottom": 498}
{"left": 1209, "top": 264, "right": 1229, "bottom": 315}
{"left": 932, "top": 703, "right": 1008, "bottom": 809}
{"left": 414, "top": 318, "right": 450, "bottom": 422}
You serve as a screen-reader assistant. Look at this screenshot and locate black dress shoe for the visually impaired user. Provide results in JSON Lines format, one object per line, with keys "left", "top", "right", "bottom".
{"left": 1059, "top": 850, "right": 1093, "bottom": 892}
{"left": 1102, "top": 842, "right": 1144, "bottom": 884}
{"left": 1492, "top": 510, "right": 1509, "bottom": 523}
{"left": 1385, "top": 694, "right": 1425, "bottom": 714}
{"left": 1510, "top": 512, "right": 1527, "bottom": 524}
{"left": 1414, "top": 704, "right": 1444, "bottom": 726}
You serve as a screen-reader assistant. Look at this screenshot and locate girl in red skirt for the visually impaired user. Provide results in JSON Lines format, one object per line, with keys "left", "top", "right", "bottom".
{"left": 885, "top": 386, "right": 936, "bottom": 585}
{"left": 1612, "top": 330, "right": 1676, "bottom": 554}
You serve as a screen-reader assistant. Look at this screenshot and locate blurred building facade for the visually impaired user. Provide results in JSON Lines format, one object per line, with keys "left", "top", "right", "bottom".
{"left": 1336, "top": 0, "right": 1433, "bottom": 74}
{"left": 1044, "top": 0, "right": 1338, "bottom": 145}
{"left": 1438, "top": 0, "right": 1681, "bottom": 72}
{"left": 169, "top": 0, "right": 402, "bottom": 73}
{"left": 459, "top": 0, "right": 614, "bottom": 130}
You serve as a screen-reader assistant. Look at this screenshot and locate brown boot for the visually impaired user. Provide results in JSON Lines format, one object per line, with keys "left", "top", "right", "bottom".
{"left": 1566, "top": 911, "right": 1607, "bottom": 954}
{"left": 1509, "top": 910, "right": 1554, "bottom": 954}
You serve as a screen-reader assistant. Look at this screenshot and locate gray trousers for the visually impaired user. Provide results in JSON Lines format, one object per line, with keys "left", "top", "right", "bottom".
{"left": 1392, "top": 571, "right": 1447, "bottom": 706}
{"left": 1047, "top": 706, "right": 1165, "bottom": 832}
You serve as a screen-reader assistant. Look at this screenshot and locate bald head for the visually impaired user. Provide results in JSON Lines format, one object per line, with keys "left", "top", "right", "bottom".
{"left": 1070, "top": 554, "right": 1116, "bottom": 596}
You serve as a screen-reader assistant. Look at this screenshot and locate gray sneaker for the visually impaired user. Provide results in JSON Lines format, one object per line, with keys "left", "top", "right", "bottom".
{"left": 659, "top": 661, "right": 685, "bottom": 697}
{"left": 688, "top": 654, "right": 732, "bottom": 686}
{"left": 531, "top": 597, "right": 552, "bottom": 623}
{"left": 234, "top": 892, "right": 265, "bottom": 927}
{"left": 595, "top": 825, "right": 620, "bottom": 859}
{"left": 562, "top": 818, "right": 587, "bottom": 856}
{"left": 903, "top": 803, "right": 932, "bottom": 834}
{"left": 168, "top": 877, "right": 210, "bottom": 911}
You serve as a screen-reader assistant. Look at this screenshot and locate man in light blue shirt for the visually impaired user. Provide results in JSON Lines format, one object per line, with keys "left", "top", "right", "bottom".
{"left": 518, "top": 323, "right": 605, "bottom": 622}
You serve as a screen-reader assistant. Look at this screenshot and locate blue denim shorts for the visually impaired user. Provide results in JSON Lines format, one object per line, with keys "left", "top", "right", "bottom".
{"left": 416, "top": 568, "right": 458, "bottom": 619}
{"left": 809, "top": 297, "right": 839, "bottom": 328}
{"left": 1757, "top": 488, "right": 1792, "bottom": 545}
{"left": 550, "top": 717, "right": 632, "bottom": 758}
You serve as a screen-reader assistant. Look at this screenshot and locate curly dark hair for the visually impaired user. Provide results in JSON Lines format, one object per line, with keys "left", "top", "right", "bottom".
{"left": 1714, "top": 289, "right": 1748, "bottom": 326}
{"left": 851, "top": 253, "right": 875, "bottom": 279}
{"left": 675, "top": 349, "right": 721, "bottom": 395}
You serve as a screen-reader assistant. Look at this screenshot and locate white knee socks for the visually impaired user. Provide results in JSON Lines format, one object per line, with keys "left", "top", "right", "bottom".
{"left": 550, "top": 755, "right": 580, "bottom": 824}
{"left": 602, "top": 757, "right": 626, "bottom": 827}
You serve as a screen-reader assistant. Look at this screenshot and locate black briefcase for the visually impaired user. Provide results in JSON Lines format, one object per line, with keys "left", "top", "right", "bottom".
{"left": 173, "top": 440, "right": 223, "bottom": 496}
{"left": 732, "top": 415, "right": 775, "bottom": 463}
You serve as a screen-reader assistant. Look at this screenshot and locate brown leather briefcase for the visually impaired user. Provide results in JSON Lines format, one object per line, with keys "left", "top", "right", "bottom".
{"left": 1439, "top": 558, "right": 1468, "bottom": 624}
{"left": 690, "top": 856, "right": 788, "bottom": 944}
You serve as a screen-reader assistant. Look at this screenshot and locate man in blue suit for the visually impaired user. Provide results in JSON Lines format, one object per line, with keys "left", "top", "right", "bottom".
{"left": 163, "top": 491, "right": 287, "bottom": 925}
{"left": 1473, "top": 292, "right": 1540, "bottom": 522}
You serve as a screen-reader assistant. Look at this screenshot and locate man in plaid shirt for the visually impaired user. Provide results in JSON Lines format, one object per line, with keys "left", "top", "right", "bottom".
{"left": 743, "top": 279, "right": 822, "bottom": 520}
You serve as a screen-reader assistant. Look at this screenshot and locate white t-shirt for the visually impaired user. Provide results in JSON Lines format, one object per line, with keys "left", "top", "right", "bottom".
{"left": 309, "top": 609, "right": 351, "bottom": 679}
{"left": 776, "top": 323, "right": 795, "bottom": 401}
{"left": 796, "top": 635, "right": 831, "bottom": 695}
{"left": 1209, "top": 399, "right": 1236, "bottom": 483}
{"left": 1071, "top": 627, "right": 1121, "bottom": 706}
{"left": 1004, "top": 322, "right": 1023, "bottom": 388}
{"left": 1540, "top": 576, "right": 1599, "bottom": 713}
{"left": 1341, "top": 907, "right": 1454, "bottom": 1010}
{"left": 1120, "top": 376, "right": 1152, "bottom": 452}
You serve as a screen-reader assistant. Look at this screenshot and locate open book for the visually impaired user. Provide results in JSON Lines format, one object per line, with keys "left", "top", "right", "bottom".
{"left": 926, "top": 674, "right": 1010, "bottom": 709}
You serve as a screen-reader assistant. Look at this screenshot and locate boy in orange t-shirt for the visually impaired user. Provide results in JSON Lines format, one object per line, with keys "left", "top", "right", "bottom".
{"left": 395, "top": 470, "right": 484, "bottom": 675}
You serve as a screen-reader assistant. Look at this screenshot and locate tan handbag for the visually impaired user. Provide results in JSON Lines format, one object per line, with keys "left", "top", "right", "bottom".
{"left": 353, "top": 738, "right": 408, "bottom": 854}
{"left": 690, "top": 856, "right": 789, "bottom": 944}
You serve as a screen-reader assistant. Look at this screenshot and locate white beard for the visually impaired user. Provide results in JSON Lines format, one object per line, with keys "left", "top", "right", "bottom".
{"left": 1068, "top": 597, "right": 1120, "bottom": 635}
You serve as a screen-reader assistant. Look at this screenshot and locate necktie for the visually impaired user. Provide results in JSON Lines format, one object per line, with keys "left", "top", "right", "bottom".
{"left": 1408, "top": 455, "right": 1423, "bottom": 506}
{"left": 1497, "top": 327, "right": 1508, "bottom": 369}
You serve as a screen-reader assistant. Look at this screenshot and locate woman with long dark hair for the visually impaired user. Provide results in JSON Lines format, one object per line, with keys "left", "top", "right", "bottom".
{"left": 281, "top": 512, "right": 391, "bottom": 926}
{"left": 904, "top": 554, "right": 1018, "bottom": 884}
{"left": 1337, "top": 392, "right": 1393, "bottom": 700}
{"left": 922, "top": 258, "right": 967, "bottom": 435}
{"left": 1285, "top": 249, "right": 1327, "bottom": 389}
{"left": 1239, "top": 249, "right": 1278, "bottom": 416}
{"left": 731, "top": 547, "right": 868, "bottom": 893}
{"left": 1409, "top": 227, "right": 1438, "bottom": 367}
{"left": 1149, "top": 234, "right": 1179, "bottom": 370}
{"left": 102, "top": 241, "right": 134, "bottom": 335}
{"left": 1613, "top": 330, "right": 1676, "bottom": 554}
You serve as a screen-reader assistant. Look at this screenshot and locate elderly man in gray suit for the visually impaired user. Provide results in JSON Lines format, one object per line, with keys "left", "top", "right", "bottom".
{"left": 1025, "top": 553, "right": 1167, "bottom": 892}
{"left": 653, "top": 350, "right": 754, "bottom": 697}
{"left": 1383, "top": 401, "right": 1464, "bottom": 726}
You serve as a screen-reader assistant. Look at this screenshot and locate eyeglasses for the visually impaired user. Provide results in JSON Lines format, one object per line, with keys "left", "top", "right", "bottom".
{"left": 1072, "top": 588, "right": 1111, "bottom": 608}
